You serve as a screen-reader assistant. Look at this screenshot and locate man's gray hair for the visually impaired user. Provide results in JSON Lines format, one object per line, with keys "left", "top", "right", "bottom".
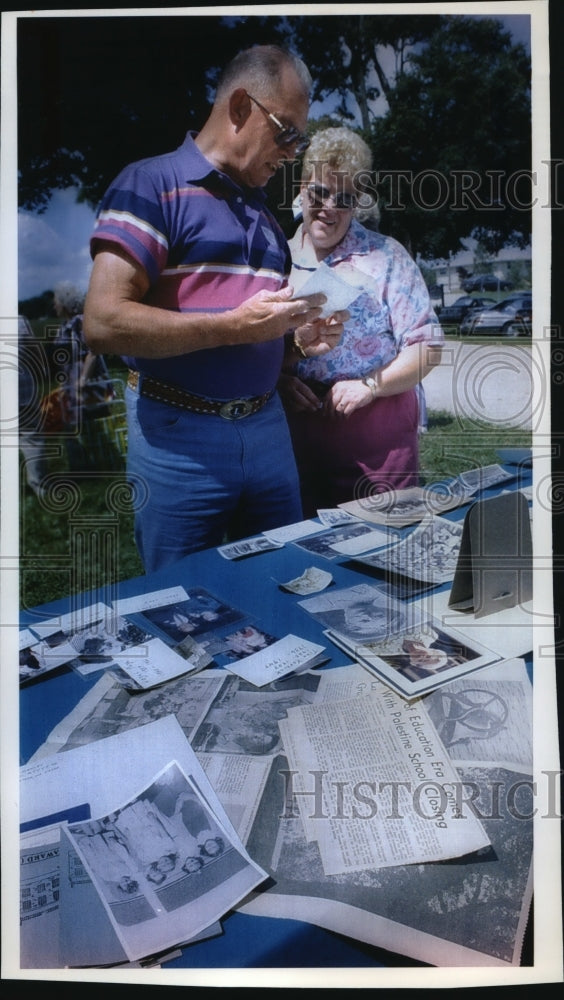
{"left": 216, "top": 44, "right": 312, "bottom": 101}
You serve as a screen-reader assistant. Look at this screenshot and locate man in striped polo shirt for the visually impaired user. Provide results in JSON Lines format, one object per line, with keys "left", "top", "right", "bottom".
{"left": 84, "top": 45, "right": 346, "bottom": 572}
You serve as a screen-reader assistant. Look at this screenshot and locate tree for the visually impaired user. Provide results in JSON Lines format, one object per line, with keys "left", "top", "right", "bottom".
{"left": 16, "top": 12, "right": 532, "bottom": 263}
{"left": 369, "top": 16, "right": 531, "bottom": 259}
{"left": 471, "top": 241, "right": 495, "bottom": 277}
{"left": 506, "top": 259, "right": 530, "bottom": 289}
{"left": 17, "top": 14, "right": 285, "bottom": 212}
{"left": 287, "top": 13, "right": 442, "bottom": 130}
{"left": 282, "top": 15, "right": 531, "bottom": 258}
{"left": 18, "top": 289, "right": 55, "bottom": 321}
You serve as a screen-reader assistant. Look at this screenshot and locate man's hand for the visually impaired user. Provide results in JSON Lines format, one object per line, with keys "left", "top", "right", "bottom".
{"left": 84, "top": 251, "right": 329, "bottom": 357}
{"left": 232, "top": 286, "right": 327, "bottom": 343}
{"left": 278, "top": 373, "right": 322, "bottom": 413}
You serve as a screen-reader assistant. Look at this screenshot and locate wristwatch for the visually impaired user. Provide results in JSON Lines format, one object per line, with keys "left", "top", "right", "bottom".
{"left": 362, "top": 376, "right": 377, "bottom": 398}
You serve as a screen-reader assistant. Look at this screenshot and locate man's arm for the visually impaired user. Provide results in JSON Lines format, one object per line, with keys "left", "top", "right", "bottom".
{"left": 83, "top": 244, "right": 330, "bottom": 358}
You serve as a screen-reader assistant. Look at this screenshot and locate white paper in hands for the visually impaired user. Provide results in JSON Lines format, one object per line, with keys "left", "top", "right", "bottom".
{"left": 292, "top": 262, "right": 362, "bottom": 319}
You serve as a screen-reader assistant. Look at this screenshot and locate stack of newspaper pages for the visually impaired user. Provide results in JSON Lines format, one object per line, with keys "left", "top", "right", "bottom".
{"left": 18, "top": 467, "right": 536, "bottom": 969}
{"left": 21, "top": 714, "right": 267, "bottom": 967}
{"left": 20, "top": 655, "right": 533, "bottom": 969}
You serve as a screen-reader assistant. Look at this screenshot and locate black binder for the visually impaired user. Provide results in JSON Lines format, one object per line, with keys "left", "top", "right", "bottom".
{"left": 448, "top": 491, "right": 533, "bottom": 618}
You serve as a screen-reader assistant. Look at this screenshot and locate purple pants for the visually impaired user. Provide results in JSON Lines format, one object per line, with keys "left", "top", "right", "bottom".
{"left": 286, "top": 387, "right": 420, "bottom": 518}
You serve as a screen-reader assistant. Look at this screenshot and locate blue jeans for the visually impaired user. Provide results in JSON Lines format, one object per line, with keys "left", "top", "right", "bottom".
{"left": 126, "top": 388, "right": 303, "bottom": 572}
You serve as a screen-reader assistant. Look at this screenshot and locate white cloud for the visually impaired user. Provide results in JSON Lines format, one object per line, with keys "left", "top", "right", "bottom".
{"left": 18, "top": 188, "right": 95, "bottom": 301}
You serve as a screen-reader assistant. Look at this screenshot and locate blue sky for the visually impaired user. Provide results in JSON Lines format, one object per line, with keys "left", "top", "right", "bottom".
{"left": 18, "top": 188, "right": 96, "bottom": 300}
{"left": 16, "top": 12, "right": 533, "bottom": 301}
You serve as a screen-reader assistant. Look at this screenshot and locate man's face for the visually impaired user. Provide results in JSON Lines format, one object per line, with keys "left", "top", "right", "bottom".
{"left": 238, "top": 69, "right": 309, "bottom": 188}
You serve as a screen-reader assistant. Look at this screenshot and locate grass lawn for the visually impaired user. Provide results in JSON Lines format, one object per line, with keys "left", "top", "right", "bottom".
{"left": 18, "top": 404, "right": 532, "bottom": 612}
{"left": 419, "top": 409, "right": 531, "bottom": 482}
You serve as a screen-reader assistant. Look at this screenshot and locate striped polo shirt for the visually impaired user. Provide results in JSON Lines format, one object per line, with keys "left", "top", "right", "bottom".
{"left": 90, "top": 132, "right": 291, "bottom": 398}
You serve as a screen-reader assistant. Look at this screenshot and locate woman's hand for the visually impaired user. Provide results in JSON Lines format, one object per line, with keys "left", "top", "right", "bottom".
{"left": 323, "top": 342, "right": 443, "bottom": 417}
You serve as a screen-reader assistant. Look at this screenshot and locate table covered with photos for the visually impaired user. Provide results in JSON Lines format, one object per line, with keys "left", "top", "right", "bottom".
{"left": 18, "top": 456, "right": 537, "bottom": 974}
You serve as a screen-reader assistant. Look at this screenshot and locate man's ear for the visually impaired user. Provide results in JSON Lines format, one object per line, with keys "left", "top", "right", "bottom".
{"left": 229, "top": 88, "right": 252, "bottom": 131}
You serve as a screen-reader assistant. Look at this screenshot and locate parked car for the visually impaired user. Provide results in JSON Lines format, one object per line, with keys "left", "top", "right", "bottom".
{"left": 462, "top": 274, "right": 514, "bottom": 293}
{"left": 459, "top": 295, "right": 532, "bottom": 337}
{"left": 437, "top": 295, "right": 496, "bottom": 327}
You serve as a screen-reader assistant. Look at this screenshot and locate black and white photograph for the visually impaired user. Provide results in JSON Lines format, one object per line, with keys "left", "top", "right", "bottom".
{"left": 294, "top": 521, "right": 385, "bottom": 560}
{"left": 191, "top": 672, "right": 319, "bottom": 756}
{"left": 68, "top": 617, "right": 152, "bottom": 664}
{"left": 217, "top": 536, "right": 284, "bottom": 560}
{"left": 339, "top": 485, "right": 471, "bottom": 528}
{"left": 67, "top": 762, "right": 247, "bottom": 921}
{"left": 19, "top": 639, "right": 71, "bottom": 686}
{"left": 458, "top": 463, "right": 516, "bottom": 492}
{"left": 135, "top": 588, "right": 246, "bottom": 642}
{"left": 20, "top": 612, "right": 154, "bottom": 682}
{"left": 299, "top": 582, "right": 424, "bottom": 643}
{"left": 347, "top": 621, "right": 501, "bottom": 697}
{"left": 354, "top": 513, "right": 464, "bottom": 584}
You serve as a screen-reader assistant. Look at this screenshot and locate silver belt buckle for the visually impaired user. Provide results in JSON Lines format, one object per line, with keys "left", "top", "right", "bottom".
{"left": 219, "top": 398, "right": 254, "bottom": 420}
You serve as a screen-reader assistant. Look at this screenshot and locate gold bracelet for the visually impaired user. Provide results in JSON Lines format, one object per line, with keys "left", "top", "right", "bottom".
{"left": 293, "top": 334, "right": 308, "bottom": 359}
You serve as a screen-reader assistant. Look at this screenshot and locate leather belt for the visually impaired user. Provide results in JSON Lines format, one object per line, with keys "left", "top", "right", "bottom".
{"left": 127, "top": 370, "right": 273, "bottom": 420}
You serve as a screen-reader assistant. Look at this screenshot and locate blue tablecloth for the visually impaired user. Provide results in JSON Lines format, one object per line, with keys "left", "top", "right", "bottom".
{"left": 19, "top": 464, "right": 533, "bottom": 971}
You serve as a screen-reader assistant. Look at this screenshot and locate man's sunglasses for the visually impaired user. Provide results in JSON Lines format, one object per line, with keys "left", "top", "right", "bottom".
{"left": 306, "top": 183, "right": 357, "bottom": 211}
{"left": 247, "top": 93, "right": 310, "bottom": 156}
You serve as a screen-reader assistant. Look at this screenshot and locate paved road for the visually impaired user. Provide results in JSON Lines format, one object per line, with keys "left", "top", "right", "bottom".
{"left": 422, "top": 340, "right": 537, "bottom": 429}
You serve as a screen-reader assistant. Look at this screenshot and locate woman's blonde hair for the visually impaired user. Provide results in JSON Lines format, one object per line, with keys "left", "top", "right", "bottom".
{"left": 300, "top": 126, "right": 379, "bottom": 225}
{"left": 301, "top": 126, "right": 373, "bottom": 182}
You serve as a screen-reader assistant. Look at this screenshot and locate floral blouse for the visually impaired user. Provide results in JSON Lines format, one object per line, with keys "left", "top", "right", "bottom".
{"left": 288, "top": 218, "right": 443, "bottom": 384}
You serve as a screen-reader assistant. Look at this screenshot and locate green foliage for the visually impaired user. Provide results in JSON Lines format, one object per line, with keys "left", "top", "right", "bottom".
{"left": 20, "top": 467, "right": 144, "bottom": 613}
{"left": 18, "top": 12, "right": 530, "bottom": 250}
{"left": 506, "top": 260, "right": 531, "bottom": 289}
{"left": 471, "top": 241, "right": 495, "bottom": 275}
{"left": 416, "top": 262, "right": 437, "bottom": 288}
{"left": 419, "top": 411, "right": 531, "bottom": 485}
{"left": 18, "top": 290, "right": 56, "bottom": 320}
{"left": 288, "top": 13, "right": 442, "bottom": 129}
{"left": 17, "top": 14, "right": 254, "bottom": 212}
{"left": 371, "top": 16, "right": 531, "bottom": 258}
